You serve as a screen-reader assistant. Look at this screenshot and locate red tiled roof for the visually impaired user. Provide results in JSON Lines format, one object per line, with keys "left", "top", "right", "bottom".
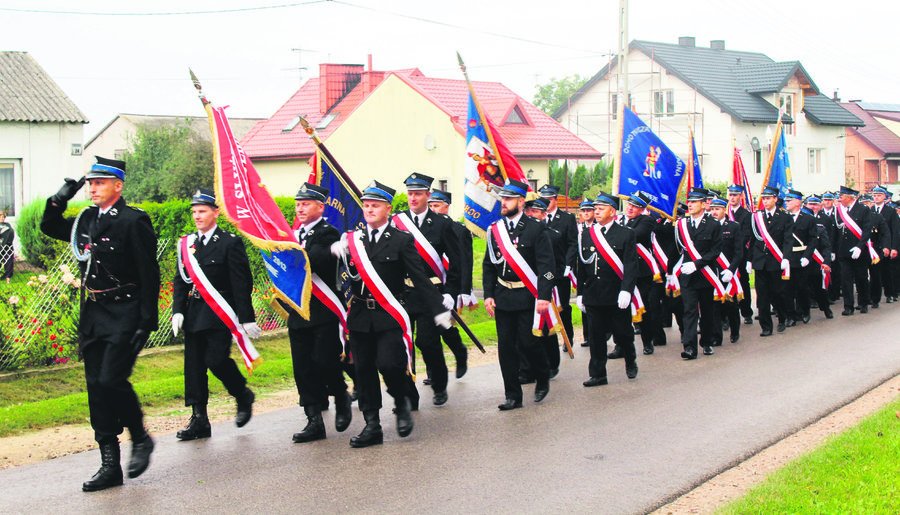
{"left": 241, "top": 68, "right": 601, "bottom": 160}
{"left": 842, "top": 102, "right": 900, "bottom": 156}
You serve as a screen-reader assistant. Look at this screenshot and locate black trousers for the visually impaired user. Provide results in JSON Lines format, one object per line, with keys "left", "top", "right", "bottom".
{"left": 81, "top": 336, "right": 145, "bottom": 445}
{"left": 755, "top": 269, "right": 787, "bottom": 332}
{"left": 440, "top": 325, "right": 468, "bottom": 367}
{"left": 840, "top": 258, "right": 870, "bottom": 310}
{"left": 587, "top": 304, "right": 633, "bottom": 379}
{"left": 581, "top": 309, "right": 591, "bottom": 344}
{"left": 680, "top": 284, "right": 716, "bottom": 351}
{"left": 556, "top": 278, "right": 574, "bottom": 345}
{"left": 785, "top": 267, "right": 811, "bottom": 321}
{"left": 715, "top": 299, "right": 741, "bottom": 339}
{"left": 289, "top": 325, "right": 347, "bottom": 408}
{"left": 829, "top": 260, "right": 843, "bottom": 301}
{"left": 870, "top": 258, "right": 891, "bottom": 304}
{"left": 183, "top": 328, "right": 247, "bottom": 407}
{"left": 350, "top": 328, "right": 409, "bottom": 412}
{"left": 891, "top": 258, "right": 900, "bottom": 297}
{"left": 805, "top": 267, "right": 831, "bottom": 315}
{"left": 636, "top": 276, "right": 663, "bottom": 348}
{"left": 496, "top": 308, "right": 548, "bottom": 403}
{"left": 738, "top": 264, "right": 753, "bottom": 318}
{"left": 411, "top": 314, "right": 448, "bottom": 393}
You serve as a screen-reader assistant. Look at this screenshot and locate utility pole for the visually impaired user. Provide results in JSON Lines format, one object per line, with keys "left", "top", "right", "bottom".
{"left": 617, "top": 0, "right": 629, "bottom": 108}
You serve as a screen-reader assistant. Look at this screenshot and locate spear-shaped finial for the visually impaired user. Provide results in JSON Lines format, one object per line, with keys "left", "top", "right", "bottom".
{"left": 297, "top": 116, "right": 322, "bottom": 144}
{"left": 189, "top": 68, "right": 209, "bottom": 106}
{"left": 456, "top": 51, "right": 470, "bottom": 82}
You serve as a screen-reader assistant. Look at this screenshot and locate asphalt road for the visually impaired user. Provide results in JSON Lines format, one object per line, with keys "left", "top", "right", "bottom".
{"left": 3, "top": 307, "right": 899, "bottom": 514}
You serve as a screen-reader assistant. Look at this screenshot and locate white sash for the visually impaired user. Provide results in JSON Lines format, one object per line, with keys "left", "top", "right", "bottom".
{"left": 751, "top": 211, "right": 790, "bottom": 279}
{"left": 675, "top": 218, "right": 728, "bottom": 299}
{"left": 587, "top": 225, "right": 645, "bottom": 322}
{"left": 393, "top": 213, "right": 447, "bottom": 283}
{"left": 837, "top": 204, "right": 880, "bottom": 263}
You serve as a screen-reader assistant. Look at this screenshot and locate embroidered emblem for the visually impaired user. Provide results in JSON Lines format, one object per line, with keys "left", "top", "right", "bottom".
{"left": 109, "top": 208, "right": 118, "bottom": 216}
{"left": 543, "top": 272, "right": 555, "bottom": 280}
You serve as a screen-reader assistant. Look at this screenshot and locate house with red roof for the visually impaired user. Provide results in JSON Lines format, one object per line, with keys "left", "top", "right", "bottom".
{"left": 240, "top": 60, "right": 601, "bottom": 217}
{"left": 841, "top": 102, "right": 900, "bottom": 191}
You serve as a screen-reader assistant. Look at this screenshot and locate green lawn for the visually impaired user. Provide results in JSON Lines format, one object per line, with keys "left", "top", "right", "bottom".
{"left": 718, "top": 397, "right": 900, "bottom": 514}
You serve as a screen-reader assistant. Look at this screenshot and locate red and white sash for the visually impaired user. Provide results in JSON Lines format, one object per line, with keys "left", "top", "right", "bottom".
{"left": 716, "top": 253, "right": 743, "bottom": 300}
{"left": 298, "top": 231, "right": 349, "bottom": 353}
{"left": 587, "top": 225, "right": 645, "bottom": 322}
{"left": 393, "top": 213, "right": 447, "bottom": 283}
{"left": 752, "top": 211, "right": 790, "bottom": 279}
{"left": 347, "top": 230, "right": 415, "bottom": 373}
{"left": 675, "top": 218, "right": 728, "bottom": 300}
{"left": 812, "top": 249, "right": 831, "bottom": 289}
{"left": 438, "top": 252, "right": 478, "bottom": 309}
{"left": 488, "top": 222, "right": 562, "bottom": 335}
{"left": 178, "top": 236, "right": 260, "bottom": 372}
{"left": 652, "top": 232, "right": 681, "bottom": 296}
{"left": 837, "top": 205, "right": 880, "bottom": 263}
{"left": 636, "top": 243, "right": 662, "bottom": 283}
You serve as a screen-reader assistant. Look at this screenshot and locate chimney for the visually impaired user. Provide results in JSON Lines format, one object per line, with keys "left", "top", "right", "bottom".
{"left": 678, "top": 36, "right": 696, "bottom": 47}
{"left": 832, "top": 89, "right": 840, "bottom": 102}
{"left": 710, "top": 40, "right": 725, "bottom": 50}
{"left": 319, "top": 63, "right": 364, "bottom": 114}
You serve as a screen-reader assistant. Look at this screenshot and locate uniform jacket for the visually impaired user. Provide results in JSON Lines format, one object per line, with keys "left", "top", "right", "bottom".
{"left": 834, "top": 202, "right": 873, "bottom": 260}
{"left": 40, "top": 196, "right": 160, "bottom": 344}
{"left": 483, "top": 215, "right": 555, "bottom": 311}
{"left": 450, "top": 221, "right": 474, "bottom": 295}
{"left": 544, "top": 223, "right": 566, "bottom": 279}
{"left": 719, "top": 219, "right": 744, "bottom": 273}
{"left": 546, "top": 208, "right": 578, "bottom": 273}
{"left": 729, "top": 205, "right": 753, "bottom": 262}
{"left": 816, "top": 210, "right": 838, "bottom": 257}
{"left": 652, "top": 218, "right": 677, "bottom": 274}
{"left": 286, "top": 219, "right": 340, "bottom": 329}
{"left": 397, "top": 209, "right": 462, "bottom": 315}
{"left": 347, "top": 225, "right": 444, "bottom": 333}
{"left": 669, "top": 213, "right": 723, "bottom": 289}
{"left": 576, "top": 221, "right": 637, "bottom": 306}
{"left": 625, "top": 214, "right": 654, "bottom": 278}
{"left": 870, "top": 203, "right": 898, "bottom": 251}
{"left": 786, "top": 211, "right": 818, "bottom": 267}
{"left": 751, "top": 209, "right": 793, "bottom": 271}
{"left": 173, "top": 226, "right": 255, "bottom": 333}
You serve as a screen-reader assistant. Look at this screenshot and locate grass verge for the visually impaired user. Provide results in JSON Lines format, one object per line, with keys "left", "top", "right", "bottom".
{"left": 718, "top": 397, "right": 900, "bottom": 514}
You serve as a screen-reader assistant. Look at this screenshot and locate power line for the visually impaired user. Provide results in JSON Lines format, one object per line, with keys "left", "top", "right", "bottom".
{"left": 0, "top": 0, "right": 328, "bottom": 16}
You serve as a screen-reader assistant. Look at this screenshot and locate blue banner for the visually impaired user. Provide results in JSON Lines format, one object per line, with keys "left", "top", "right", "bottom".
{"left": 765, "top": 123, "right": 792, "bottom": 199}
{"left": 262, "top": 248, "right": 310, "bottom": 313}
{"left": 616, "top": 107, "right": 685, "bottom": 218}
{"left": 690, "top": 133, "right": 704, "bottom": 189}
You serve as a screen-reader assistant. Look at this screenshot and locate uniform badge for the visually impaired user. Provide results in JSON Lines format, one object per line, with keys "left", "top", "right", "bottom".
{"left": 590, "top": 246, "right": 596, "bottom": 251}
{"left": 109, "top": 208, "right": 118, "bottom": 217}
{"left": 544, "top": 272, "right": 555, "bottom": 280}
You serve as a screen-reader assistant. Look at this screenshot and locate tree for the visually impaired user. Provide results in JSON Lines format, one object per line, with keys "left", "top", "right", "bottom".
{"left": 533, "top": 75, "right": 587, "bottom": 116}
{"left": 123, "top": 121, "right": 214, "bottom": 202}
{"left": 570, "top": 164, "right": 589, "bottom": 198}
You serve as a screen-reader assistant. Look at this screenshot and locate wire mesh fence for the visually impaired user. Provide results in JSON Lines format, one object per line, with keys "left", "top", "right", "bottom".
{"left": 0, "top": 238, "right": 286, "bottom": 371}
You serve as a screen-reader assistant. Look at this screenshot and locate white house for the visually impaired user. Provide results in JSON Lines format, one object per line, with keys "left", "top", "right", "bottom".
{"left": 0, "top": 51, "right": 87, "bottom": 218}
{"left": 555, "top": 38, "right": 864, "bottom": 194}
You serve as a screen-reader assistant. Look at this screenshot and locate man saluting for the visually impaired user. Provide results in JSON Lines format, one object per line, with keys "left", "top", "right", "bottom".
{"left": 40, "top": 157, "right": 160, "bottom": 492}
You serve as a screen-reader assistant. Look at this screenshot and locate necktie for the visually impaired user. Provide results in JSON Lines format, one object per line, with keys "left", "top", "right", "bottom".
{"left": 369, "top": 228, "right": 379, "bottom": 244}
{"left": 602, "top": 226, "right": 608, "bottom": 235}
{"left": 508, "top": 221, "right": 515, "bottom": 232}
{"left": 413, "top": 215, "right": 420, "bottom": 227}
{"left": 298, "top": 228, "right": 306, "bottom": 241}
{"left": 766, "top": 212, "right": 772, "bottom": 222}
{"left": 199, "top": 233, "right": 207, "bottom": 247}
{"left": 547, "top": 214, "right": 553, "bottom": 223}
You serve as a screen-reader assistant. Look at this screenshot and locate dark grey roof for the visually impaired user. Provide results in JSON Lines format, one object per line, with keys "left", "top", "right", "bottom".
{"left": 0, "top": 51, "right": 87, "bottom": 123}
{"left": 557, "top": 40, "right": 862, "bottom": 127}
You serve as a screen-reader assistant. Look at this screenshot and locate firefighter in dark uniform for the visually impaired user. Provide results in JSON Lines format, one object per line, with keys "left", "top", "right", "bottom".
{"left": 539, "top": 185, "right": 578, "bottom": 350}
{"left": 835, "top": 186, "right": 874, "bottom": 315}
{"left": 803, "top": 196, "right": 834, "bottom": 319}
{"left": 726, "top": 185, "right": 754, "bottom": 325}
{"left": 783, "top": 189, "right": 818, "bottom": 325}
{"left": 40, "top": 157, "right": 160, "bottom": 492}
{"left": 576, "top": 199, "right": 595, "bottom": 347}
{"left": 397, "top": 173, "right": 461, "bottom": 407}
{"left": 820, "top": 192, "right": 842, "bottom": 302}
{"left": 576, "top": 192, "right": 638, "bottom": 385}
{"left": 483, "top": 180, "right": 556, "bottom": 410}
{"left": 868, "top": 185, "right": 898, "bottom": 308}
{"left": 332, "top": 181, "right": 451, "bottom": 447}
{"left": 751, "top": 186, "right": 794, "bottom": 336}
{"left": 618, "top": 191, "right": 660, "bottom": 356}
{"left": 283, "top": 183, "right": 352, "bottom": 444}
{"left": 172, "top": 189, "right": 259, "bottom": 440}
{"left": 708, "top": 197, "right": 743, "bottom": 343}
{"left": 427, "top": 190, "right": 471, "bottom": 380}
{"left": 656, "top": 203, "right": 686, "bottom": 337}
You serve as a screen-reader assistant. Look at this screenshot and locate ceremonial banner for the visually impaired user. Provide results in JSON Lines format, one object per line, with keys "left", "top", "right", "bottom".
{"left": 732, "top": 147, "right": 754, "bottom": 209}
{"left": 201, "top": 90, "right": 312, "bottom": 321}
{"left": 686, "top": 127, "right": 704, "bottom": 191}
{"left": 758, "top": 119, "right": 792, "bottom": 208}
{"left": 614, "top": 107, "right": 686, "bottom": 219}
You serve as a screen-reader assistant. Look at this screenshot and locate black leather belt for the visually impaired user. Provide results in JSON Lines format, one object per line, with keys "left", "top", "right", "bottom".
{"left": 86, "top": 284, "right": 137, "bottom": 303}
{"left": 352, "top": 295, "right": 378, "bottom": 310}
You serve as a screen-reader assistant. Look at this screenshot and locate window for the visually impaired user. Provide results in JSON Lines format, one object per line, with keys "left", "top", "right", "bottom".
{"left": 528, "top": 179, "right": 538, "bottom": 192}
{"left": 610, "top": 93, "right": 618, "bottom": 119}
{"left": 779, "top": 93, "right": 796, "bottom": 135}
{"left": 754, "top": 150, "right": 762, "bottom": 174}
{"left": 0, "top": 163, "right": 15, "bottom": 215}
{"left": 438, "top": 179, "right": 448, "bottom": 192}
{"left": 505, "top": 105, "right": 528, "bottom": 125}
{"left": 808, "top": 148, "right": 824, "bottom": 175}
{"left": 653, "top": 90, "right": 675, "bottom": 116}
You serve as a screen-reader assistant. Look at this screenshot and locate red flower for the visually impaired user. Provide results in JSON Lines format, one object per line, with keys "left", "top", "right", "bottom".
{"left": 31, "top": 318, "right": 37, "bottom": 323}
{"left": 16, "top": 323, "right": 23, "bottom": 329}
{"left": 51, "top": 343, "right": 58, "bottom": 349}
{"left": 50, "top": 334, "right": 57, "bottom": 341}
{"left": 46, "top": 320, "right": 53, "bottom": 326}
{"left": 30, "top": 330, "right": 35, "bottom": 335}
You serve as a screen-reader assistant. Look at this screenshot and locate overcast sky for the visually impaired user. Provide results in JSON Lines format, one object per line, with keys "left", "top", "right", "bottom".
{"left": 3, "top": 0, "right": 898, "bottom": 140}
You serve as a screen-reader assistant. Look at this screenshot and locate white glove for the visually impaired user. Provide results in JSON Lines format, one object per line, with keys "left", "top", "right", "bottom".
{"left": 330, "top": 233, "right": 349, "bottom": 258}
{"left": 720, "top": 269, "right": 734, "bottom": 283}
{"left": 850, "top": 247, "right": 862, "bottom": 260}
{"left": 800, "top": 257, "right": 810, "bottom": 268}
{"left": 780, "top": 258, "right": 790, "bottom": 271}
{"left": 576, "top": 295, "right": 584, "bottom": 311}
{"left": 171, "top": 313, "right": 184, "bottom": 337}
{"left": 830, "top": 253, "right": 836, "bottom": 261}
{"left": 617, "top": 291, "right": 631, "bottom": 310}
{"left": 681, "top": 261, "right": 697, "bottom": 275}
{"left": 563, "top": 266, "right": 572, "bottom": 277}
{"left": 434, "top": 310, "right": 453, "bottom": 329}
{"left": 441, "top": 293, "right": 454, "bottom": 310}
{"left": 242, "top": 322, "right": 262, "bottom": 339}
{"left": 746, "top": 261, "right": 753, "bottom": 274}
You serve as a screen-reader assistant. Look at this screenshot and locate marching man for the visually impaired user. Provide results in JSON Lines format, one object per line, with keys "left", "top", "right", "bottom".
{"left": 750, "top": 186, "right": 794, "bottom": 335}
{"left": 172, "top": 189, "right": 260, "bottom": 441}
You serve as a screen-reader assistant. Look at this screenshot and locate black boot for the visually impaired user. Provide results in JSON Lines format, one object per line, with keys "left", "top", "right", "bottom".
{"left": 395, "top": 396, "right": 414, "bottom": 438}
{"left": 293, "top": 405, "right": 326, "bottom": 443}
{"left": 82, "top": 442, "right": 123, "bottom": 492}
{"left": 176, "top": 405, "right": 211, "bottom": 441}
{"left": 350, "top": 410, "right": 383, "bottom": 448}
{"left": 127, "top": 433, "right": 154, "bottom": 479}
{"left": 334, "top": 391, "right": 353, "bottom": 433}
{"left": 607, "top": 345, "right": 624, "bottom": 359}
{"left": 235, "top": 388, "right": 255, "bottom": 428}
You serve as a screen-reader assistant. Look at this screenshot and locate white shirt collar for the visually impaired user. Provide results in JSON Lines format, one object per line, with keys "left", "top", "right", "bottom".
{"left": 198, "top": 224, "right": 217, "bottom": 240}
{"left": 367, "top": 220, "right": 390, "bottom": 242}
{"left": 547, "top": 208, "right": 559, "bottom": 218}
{"left": 505, "top": 212, "right": 523, "bottom": 228}
{"left": 599, "top": 219, "right": 615, "bottom": 231}
{"left": 295, "top": 217, "right": 322, "bottom": 238}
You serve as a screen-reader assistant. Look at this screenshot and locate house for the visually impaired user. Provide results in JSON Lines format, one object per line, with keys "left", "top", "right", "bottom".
{"left": 555, "top": 38, "right": 864, "bottom": 194}
{"left": 84, "top": 113, "right": 264, "bottom": 167}
{"left": 840, "top": 102, "right": 900, "bottom": 191}
{"left": 0, "top": 51, "right": 87, "bottom": 218}
{"left": 240, "top": 60, "right": 601, "bottom": 218}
